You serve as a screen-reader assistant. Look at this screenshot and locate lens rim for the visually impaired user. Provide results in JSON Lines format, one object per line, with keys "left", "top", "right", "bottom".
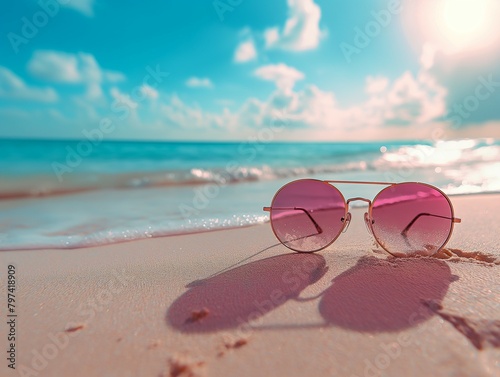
{"left": 269, "top": 179, "right": 348, "bottom": 253}
{"left": 369, "top": 182, "right": 456, "bottom": 257}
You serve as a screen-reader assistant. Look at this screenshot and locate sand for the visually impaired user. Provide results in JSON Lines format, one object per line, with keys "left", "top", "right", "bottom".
{"left": 0, "top": 194, "right": 499, "bottom": 377}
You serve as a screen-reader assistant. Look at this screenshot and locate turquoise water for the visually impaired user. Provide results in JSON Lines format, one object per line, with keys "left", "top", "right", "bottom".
{"left": 0, "top": 139, "right": 421, "bottom": 191}
{"left": 1, "top": 138, "right": 499, "bottom": 249}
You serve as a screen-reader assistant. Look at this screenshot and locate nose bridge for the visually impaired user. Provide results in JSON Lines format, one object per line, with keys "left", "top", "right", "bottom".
{"left": 346, "top": 197, "right": 372, "bottom": 209}
{"left": 345, "top": 197, "right": 374, "bottom": 236}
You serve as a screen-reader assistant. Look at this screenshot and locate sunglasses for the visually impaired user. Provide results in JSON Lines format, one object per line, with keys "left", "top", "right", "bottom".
{"left": 263, "top": 179, "right": 461, "bottom": 256}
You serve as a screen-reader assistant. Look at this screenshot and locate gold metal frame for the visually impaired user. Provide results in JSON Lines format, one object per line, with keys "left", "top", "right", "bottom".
{"left": 263, "top": 179, "right": 461, "bottom": 257}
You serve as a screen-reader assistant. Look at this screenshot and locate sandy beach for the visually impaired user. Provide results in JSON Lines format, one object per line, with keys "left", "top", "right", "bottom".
{"left": 1, "top": 193, "right": 499, "bottom": 377}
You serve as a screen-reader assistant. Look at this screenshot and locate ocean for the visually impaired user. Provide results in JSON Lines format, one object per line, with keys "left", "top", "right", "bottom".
{"left": 1, "top": 138, "right": 499, "bottom": 250}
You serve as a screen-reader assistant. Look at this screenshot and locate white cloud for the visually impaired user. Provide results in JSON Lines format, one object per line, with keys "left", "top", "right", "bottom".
{"left": 63, "top": 0, "right": 95, "bottom": 17}
{"left": 264, "top": 28, "right": 280, "bottom": 47}
{"left": 186, "top": 77, "right": 213, "bottom": 88}
{"left": 238, "top": 68, "right": 446, "bottom": 136}
{"left": 254, "top": 63, "right": 304, "bottom": 92}
{"left": 155, "top": 48, "right": 448, "bottom": 139}
{"left": 0, "top": 67, "right": 57, "bottom": 103}
{"left": 384, "top": 71, "right": 447, "bottom": 125}
{"left": 365, "top": 76, "right": 389, "bottom": 95}
{"left": 110, "top": 87, "right": 138, "bottom": 110}
{"left": 420, "top": 42, "right": 438, "bottom": 70}
{"left": 140, "top": 84, "right": 159, "bottom": 100}
{"left": 161, "top": 94, "right": 237, "bottom": 130}
{"left": 264, "top": 0, "right": 323, "bottom": 51}
{"left": 107, "top": 87, "right": 141, "bottom": 132}
{"left": 27, "top": 50, "right": 125, "bottom": 99}
{"left": 12, "top": 43, "right": 448, "bottom": 140}
{"left": 28, "top": 51, "right": 80, "bottom": 83}
{"left": 234, "top": 39, "right": 257, "bottom": 63}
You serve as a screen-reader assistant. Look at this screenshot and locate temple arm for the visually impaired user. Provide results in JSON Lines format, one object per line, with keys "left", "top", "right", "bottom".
{"left": 263, "top": 206, "right": 323, "bottom": 234}
{"left": 401, "top": 213, "right": 461, "bottom": 237}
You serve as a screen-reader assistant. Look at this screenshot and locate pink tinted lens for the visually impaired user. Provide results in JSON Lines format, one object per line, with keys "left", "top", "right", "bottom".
{"left": 270, "top": 180, "right": 346, "bottom": 252}
{"left": 371, "top": 183, "right": 453, "bottom": 256}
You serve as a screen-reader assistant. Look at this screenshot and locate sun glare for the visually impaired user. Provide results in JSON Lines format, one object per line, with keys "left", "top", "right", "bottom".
{"left": 441, "top": 0, "right": 493, "bottom": 50}
{"left": 403, "top": 0, "right": 500, "bottom": 55}
{"left": 443, "top": 0, "right": 487, "bottom": 35}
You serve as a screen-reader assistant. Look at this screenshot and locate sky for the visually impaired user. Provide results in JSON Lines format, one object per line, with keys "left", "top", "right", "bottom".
{"left": 0, "top": 0, "right": 499, "bottom": 141}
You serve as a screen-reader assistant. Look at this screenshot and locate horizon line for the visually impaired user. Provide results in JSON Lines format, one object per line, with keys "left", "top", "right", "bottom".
{"left": 0, "top": 136, "right": 495, "bottom": 144}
